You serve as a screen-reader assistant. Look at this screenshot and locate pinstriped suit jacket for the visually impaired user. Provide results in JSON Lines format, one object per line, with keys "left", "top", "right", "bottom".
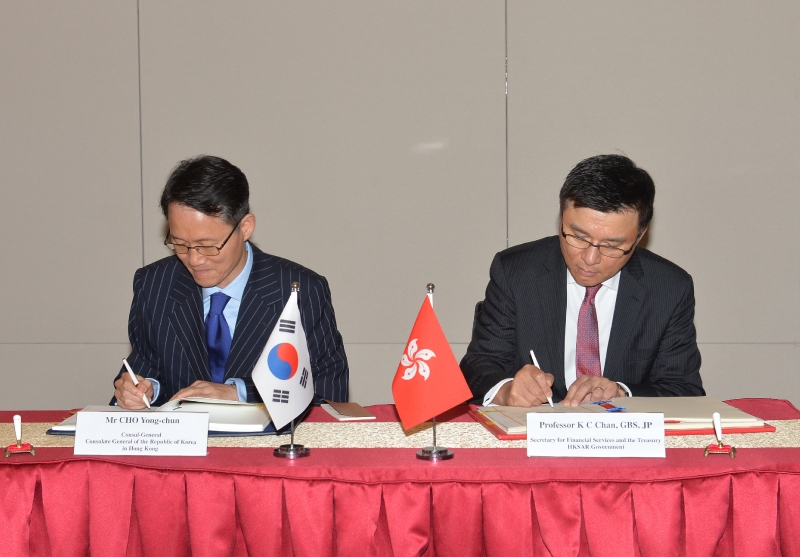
{"left": 460, "top": 236, "right": 704, "bottom": 403}
{"left": 115, "top": 244, "right": 349, "bottom": 404}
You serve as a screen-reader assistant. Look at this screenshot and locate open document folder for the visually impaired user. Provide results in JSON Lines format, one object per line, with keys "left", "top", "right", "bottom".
{"left": 50, "top": 398, "right": 272, "bottom": 435}
{"left": 474, "top": 396, "right": 775, "bottom": 438}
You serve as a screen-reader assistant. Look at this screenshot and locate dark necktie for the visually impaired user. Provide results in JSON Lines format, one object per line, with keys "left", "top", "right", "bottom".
{"left": 576, "top": 284, "right": 602, "bottom": 378}
{"left": 206, "top": 292, "right": 232, "bottom": 384}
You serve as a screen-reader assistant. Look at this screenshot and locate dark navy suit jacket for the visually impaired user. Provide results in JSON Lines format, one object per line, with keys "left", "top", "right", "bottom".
{"left": 461, "top": 236, "right": 704, "bottom": 403}
{"left": 115, "top": 244, "right": 349, "bottom": 404}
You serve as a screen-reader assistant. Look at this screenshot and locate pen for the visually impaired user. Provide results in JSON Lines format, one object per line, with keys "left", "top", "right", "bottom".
{"left": 122, "top": 358, "right": 151, "bottom": 408}
{"left": 712, "top": 412, "right": 722, "bottom": 444}
{"left": 530, "top": 349, "right": 554, "bottom": 407}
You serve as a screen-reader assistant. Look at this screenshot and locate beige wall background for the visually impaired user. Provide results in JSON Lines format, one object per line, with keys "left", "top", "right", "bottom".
{"left": 1, "top": 1, "right": 797, "bottom": 409}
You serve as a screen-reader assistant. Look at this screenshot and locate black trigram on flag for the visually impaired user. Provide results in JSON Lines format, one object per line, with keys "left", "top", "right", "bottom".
{"left": 299, "top": 368, "right": 309, "bottom": 388}
{"left": 279, "top": 319, "right": 296, "bottom": 333}
{"left": 272, "top": 389, "right": 290, "bottom": 403}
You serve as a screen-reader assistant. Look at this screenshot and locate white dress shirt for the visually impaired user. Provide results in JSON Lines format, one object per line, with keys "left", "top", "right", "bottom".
{"left": 483, "top": 269, "right": 631, "bottom": 405}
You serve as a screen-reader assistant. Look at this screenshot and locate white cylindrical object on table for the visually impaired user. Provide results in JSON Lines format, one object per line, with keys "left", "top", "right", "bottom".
{"left": 712, "top": 412, "right": 722, "bottom": 443}
{"left": 13, "top": 414, "right": 21, "bottom": 443}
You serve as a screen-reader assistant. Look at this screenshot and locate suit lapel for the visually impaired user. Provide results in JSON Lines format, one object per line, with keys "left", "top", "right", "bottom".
{"left": 533, "top": 243, "right": 568, "bottom": 395}
{"left": 225, "top": 248, "right": 286, "bottom": 377}
{"left": 168, "top": 266, "right": 211, "bottom": 382}
{"left": 605, "top": 251, "right": 645, "bottom": 379}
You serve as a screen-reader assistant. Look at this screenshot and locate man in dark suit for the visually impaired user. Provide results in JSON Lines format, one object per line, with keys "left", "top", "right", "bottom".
{"left": 114, "top": 156, "right": 348, "bottom": 408}
{"left": 461, "top": 154, "right": 704, "bottom": 407}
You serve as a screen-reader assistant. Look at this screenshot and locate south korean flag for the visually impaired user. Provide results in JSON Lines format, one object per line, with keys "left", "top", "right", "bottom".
{"left": 252, "top": 284, "right": 314, "bottom": 430}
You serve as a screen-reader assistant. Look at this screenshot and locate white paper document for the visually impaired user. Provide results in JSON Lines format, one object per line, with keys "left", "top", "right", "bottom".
{"left": 481, "top": 396, "right": 765, "bottom": 435}
{"left": 478, "top": 404, "right": 601, "bottom": 434}
{"left": 159, "top": 398, "right": 272, "bottom": 432}
{"left": 53, "top": 398, "right": 271, "bottom": 434}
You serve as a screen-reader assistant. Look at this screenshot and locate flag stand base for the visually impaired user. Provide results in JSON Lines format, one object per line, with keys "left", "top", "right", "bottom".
{"left": 416, "top": 446, "right": 453, "bottom": 461}
{"left": 415, "top": 416, "right": 453, "bottom": 460}
{"left": 274, "top": 418, "right": 310, "bottom": 458}
{"left": 274, "top": 444, "right": 310, "bottom": 459}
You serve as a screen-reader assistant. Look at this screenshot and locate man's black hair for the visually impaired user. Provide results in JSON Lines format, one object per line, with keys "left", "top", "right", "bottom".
{"left": 559, "top": 154, "right": 655, "bottom": 233}
{"left": 160, "top": 155, "right": 250, "bottom": 225}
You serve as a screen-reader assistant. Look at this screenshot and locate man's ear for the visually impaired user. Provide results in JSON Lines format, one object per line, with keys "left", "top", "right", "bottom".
{"left": 240, "top": 214, "right": 256, "bottom": 242}
{"left": 636, "top": 226, "right": 648, "bottom": 245}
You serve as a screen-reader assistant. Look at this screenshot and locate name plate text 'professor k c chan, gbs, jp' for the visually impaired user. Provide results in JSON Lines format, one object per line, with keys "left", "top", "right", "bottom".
{"left": 527, "top": 412, "right": 665, "bottom": 458}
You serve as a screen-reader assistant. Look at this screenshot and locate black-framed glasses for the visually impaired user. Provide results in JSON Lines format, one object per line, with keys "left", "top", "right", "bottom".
{"left": 560, "top": 229, "right": 637, "bottom": 259}
{"left": 164, "top": 219, "right": 242, "bottom": 256}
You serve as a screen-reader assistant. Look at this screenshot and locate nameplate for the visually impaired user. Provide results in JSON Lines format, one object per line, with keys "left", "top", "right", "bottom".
{"left": 527, "top": 412, "right": 665, "bottom": 458}
{"left": 74, "top": 412, "right": 209, "bottom": 456}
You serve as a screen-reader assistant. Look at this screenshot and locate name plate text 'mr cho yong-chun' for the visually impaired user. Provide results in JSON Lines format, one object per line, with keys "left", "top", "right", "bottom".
{"left": 74, "top": 411, "right": 208, "bottom": 456}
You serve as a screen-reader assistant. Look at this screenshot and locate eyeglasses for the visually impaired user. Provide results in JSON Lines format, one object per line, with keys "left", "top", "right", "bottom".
{"left": 560, "top": 229, "right": 636, "bottom": 259}
{"left": 164, "top": 219, "right": 241, "bottom": 257}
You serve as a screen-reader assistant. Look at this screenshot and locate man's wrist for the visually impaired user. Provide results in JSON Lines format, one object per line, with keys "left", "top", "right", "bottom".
{"left": 492, "top": 382, "right": 511, "bottom": 406}
{"left": 225, "top": 378, "right": 247, "bottom": 402}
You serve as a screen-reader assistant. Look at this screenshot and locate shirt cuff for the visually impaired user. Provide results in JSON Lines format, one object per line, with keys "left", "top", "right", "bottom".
{"left": 226, "top": 378, "right": 248, "bottom": 402}
{"left": 483, "top": 378, "right": 514, "bottom": 406}
{"left": 149, "top": 379, "right": 161, "bottom": 403}
{"left": 615, "top": 381, "right": 632, "bottom": 397}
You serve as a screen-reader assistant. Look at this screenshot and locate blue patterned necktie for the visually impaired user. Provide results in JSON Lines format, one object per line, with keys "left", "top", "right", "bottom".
{"left": 206, "top": 292, "right": 232, "bottom": 383}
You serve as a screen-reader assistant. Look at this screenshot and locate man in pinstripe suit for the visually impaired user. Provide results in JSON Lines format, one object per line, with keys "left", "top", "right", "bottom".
{"left": 114, "top": 156, "right": 348, "bottom": 408}
{"left": 461, "top": 155, "right": 704, "bottom": 407}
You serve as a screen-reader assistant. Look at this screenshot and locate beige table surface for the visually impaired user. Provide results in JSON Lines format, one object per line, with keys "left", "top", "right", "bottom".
{"left": 3, "top": 419, "right": 799, "bottom": 451}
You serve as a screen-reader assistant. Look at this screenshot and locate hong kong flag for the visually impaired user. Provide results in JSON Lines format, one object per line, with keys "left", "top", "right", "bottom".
{"left": 391, "top": 295, "right": 473, "bottom": 430}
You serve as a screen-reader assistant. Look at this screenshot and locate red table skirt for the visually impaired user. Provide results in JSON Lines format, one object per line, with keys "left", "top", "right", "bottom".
{"left": 2, "top": 399, "right": 800, "bottom": 557}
